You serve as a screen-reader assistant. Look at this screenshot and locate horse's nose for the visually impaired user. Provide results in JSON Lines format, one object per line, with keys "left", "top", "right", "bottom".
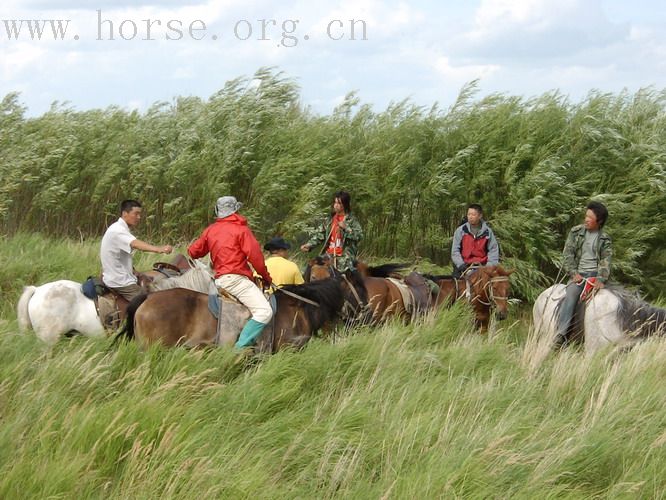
{"left": 496, "top": 310, "right": 507, "bottom": 321}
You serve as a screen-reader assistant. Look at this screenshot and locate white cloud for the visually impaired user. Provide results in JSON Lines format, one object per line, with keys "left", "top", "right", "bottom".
{"left": 0, "top": 43, "right": 47, "bottom": 80}
{"left": 1, "top": 1, "right": 665, "bottom": 117}
{"left": 434, "top": 56, "right": 500, "bottom": 81}
{"left": 463, "top": 0, "right": 629, "bottom": 59}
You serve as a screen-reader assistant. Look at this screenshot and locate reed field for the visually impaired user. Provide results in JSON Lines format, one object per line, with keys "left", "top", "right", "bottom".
{"left": 1, "top": 69, "right": 665, "bottom": 497}
{"left": 1, "top": 69, "right": 665, "bottom": 300}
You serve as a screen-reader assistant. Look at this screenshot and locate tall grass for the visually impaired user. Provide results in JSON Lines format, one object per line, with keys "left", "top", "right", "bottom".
{"left": 2, "top": 308, "right": 665, "bottom": 497}
{"left": 1, "top": 238, "right": 665, "bottom": 498}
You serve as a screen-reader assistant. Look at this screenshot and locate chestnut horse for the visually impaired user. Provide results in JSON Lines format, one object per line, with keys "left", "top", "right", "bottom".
{"left": 427, "top": 265, "right": 514, "bottom": 331}
{"left": 116, "top": 273, "right": 367, "bottom": 352}
{"left": 307, "top": 258, "right": 435, "bottom": 324}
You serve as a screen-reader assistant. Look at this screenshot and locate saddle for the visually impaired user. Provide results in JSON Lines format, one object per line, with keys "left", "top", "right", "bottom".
{"left": 404, "top": 272, "right": 435, "bottom": 314}
{"left": 81, "top": 276, "right": 129, "bottom": 330}
{"left": 386, "top": 278, "right": 414, "bottom": 315}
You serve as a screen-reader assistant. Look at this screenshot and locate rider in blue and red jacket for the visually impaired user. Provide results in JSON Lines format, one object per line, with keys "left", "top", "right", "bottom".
{"left": 451, "top": 204, "right": 500, "bottom": 278}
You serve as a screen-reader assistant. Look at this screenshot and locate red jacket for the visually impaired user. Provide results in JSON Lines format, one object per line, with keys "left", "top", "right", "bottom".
{"left": 461, "top": 231, "right": 490, "bottom": 265}
{"left": 188, "top": 213, "right": 272, "bottom": 284}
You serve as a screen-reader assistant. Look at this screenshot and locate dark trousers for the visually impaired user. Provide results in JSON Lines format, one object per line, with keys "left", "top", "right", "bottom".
{"left": 109, "top": 282, "right": 143, "bottom": 302}
{"left": 555, "top": 272, "right": 597, "bottom": 338}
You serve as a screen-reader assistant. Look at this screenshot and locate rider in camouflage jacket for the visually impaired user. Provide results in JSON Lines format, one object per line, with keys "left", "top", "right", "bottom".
{"left": 304, "top": 213, "right": 363, "bottom": 272}
{"left": 301, "top": 191, "right": 363, "bottom": 273}
{"left": 555, "top": 201, "right": 612, "bottom": 348}
{"left": 562, "top": 224, "right": 612, "bottom": 283}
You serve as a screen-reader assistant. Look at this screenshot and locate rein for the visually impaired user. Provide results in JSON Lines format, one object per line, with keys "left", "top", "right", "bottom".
{"left": 342, "top": 273, "right": 364, "bottom": 311}
{"left": 273, "top": 285, "right": 320, "bottom": 307}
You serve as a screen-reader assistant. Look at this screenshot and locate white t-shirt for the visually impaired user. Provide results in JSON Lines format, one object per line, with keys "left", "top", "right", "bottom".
{"left": 101, "top": 217, "right": 137, "bottom": 287}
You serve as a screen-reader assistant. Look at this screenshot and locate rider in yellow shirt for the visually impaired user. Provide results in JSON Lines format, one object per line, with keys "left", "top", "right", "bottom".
{"left": 263, "top": 237, "right": 304, "bottom": 288}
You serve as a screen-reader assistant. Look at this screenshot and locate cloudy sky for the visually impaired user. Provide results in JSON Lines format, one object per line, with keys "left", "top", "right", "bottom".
{"left": 1, "top": 0, "right": 664, "bottom": 116}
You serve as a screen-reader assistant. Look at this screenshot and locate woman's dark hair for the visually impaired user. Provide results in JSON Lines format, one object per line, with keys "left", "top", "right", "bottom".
{"left": 332, "top": 191, "right": 351, "bottom": 214}
{"left": 120, "top": 199, "right": 142, "bottom": 214}
{"left": 587, "top": 201, "right": 608, "bottom": 228}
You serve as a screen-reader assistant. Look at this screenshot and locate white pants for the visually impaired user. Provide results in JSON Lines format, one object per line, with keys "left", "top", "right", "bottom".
{"left": 215, "top": 274, "right": 273, "bottom": 324}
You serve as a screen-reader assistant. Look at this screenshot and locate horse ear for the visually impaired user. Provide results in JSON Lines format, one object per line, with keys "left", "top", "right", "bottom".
{"left": 308, "top": 258, "right": 317, "bottom": 266}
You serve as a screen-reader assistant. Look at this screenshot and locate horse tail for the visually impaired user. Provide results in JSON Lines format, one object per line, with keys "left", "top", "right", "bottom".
{"left": 114, "top": 293, "right": 149, "bottom": 344}
{"left": 17, "top": 286, "right": 36, "bottom": 333}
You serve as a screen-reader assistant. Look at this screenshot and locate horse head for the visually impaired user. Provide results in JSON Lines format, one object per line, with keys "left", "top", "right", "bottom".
{"left": 307, "top": 255, "right": 334, "bottom": 282}
{"left": 470, "top": 265, "right": 514, "bottom": 320}
{"left": 338, "top": 269, "right": 370, "bottom": 323}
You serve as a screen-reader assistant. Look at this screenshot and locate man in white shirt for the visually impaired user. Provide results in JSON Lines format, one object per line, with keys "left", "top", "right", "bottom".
{"left": 101, "top": 199, "right": 173, "bottom": 301}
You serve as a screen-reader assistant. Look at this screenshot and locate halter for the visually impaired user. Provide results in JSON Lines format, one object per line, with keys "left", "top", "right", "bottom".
{"left": 473, "top": 276, "right": 510, "bottom": 307}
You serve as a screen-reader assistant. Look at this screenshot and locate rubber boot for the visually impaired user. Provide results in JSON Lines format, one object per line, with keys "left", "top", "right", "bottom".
{"left": 235, "top": 319, "right": 267, "bottom": 349}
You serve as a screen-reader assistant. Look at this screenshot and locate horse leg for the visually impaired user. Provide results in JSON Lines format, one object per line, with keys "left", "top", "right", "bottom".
{"left": 474, "top": 305, "right": 490, "bottom": 333}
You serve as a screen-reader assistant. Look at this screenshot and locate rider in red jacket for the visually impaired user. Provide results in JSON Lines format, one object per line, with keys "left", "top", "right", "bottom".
{"left": 451, "top": 204, "right": 500, "bottom": 278}
{"left": 188, "top": 196, "right": 272, "bottom": 349}
{"left": 189, "top": 213, "right": 271, "bottom": 283}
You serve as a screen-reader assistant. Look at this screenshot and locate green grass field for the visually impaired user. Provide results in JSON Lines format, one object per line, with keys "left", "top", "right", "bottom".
{"left": 1, "top": 235, "right": 665, "bottom": 498}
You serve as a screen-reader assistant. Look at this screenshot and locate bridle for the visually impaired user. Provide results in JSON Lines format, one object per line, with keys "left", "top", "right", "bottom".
{"left": 340, "top": 273, "right": 368, "bottom": 319}
{"left": 471, "top": 276, "right": 510, "bottom": 308}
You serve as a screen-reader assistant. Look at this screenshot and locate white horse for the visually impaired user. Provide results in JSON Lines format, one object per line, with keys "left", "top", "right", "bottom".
{"left": 17, "top": 280, "right": 105, "bottom": 345}
{"left": 533, "top": 284, "right": 666, "bottom": 355}
{"left": 17, "top": 266, "right": 215, "bottom": 345}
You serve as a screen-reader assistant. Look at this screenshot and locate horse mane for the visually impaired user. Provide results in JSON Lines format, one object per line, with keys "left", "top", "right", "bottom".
{"left": 343, "top": 269, "right": 369, "bottom": 305}
{"left": 277, "top": 278, "right": 345, "bottom": 331}
{"left": 312, "top": 255, "right": 330, "bottom": 265}
{"left": 607, "top": 286, "right": 666, "bottom": 338}
{"left": 365, "top": 262, "right": 410, "bottom": 278}
{"left": 150, "top": 268, "right": 213, "bottom": 294}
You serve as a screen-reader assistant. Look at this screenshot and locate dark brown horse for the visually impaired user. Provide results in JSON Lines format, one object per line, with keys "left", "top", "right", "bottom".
{"left": 427, "top": 265, "right": 514, "bottom": 332}
{"left": 116, "top": 273, "right": 367, "bottom": 352}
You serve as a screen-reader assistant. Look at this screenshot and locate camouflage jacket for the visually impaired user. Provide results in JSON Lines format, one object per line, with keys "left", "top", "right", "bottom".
{"left": 305, "top": 213, "right": 363, "bottom": 272}
{"left": 562, "top": 224, "right": 612, "bottom": 283}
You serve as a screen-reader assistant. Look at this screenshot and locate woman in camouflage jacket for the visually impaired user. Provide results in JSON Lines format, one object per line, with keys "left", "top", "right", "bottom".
{"left": 300, "top": 191, "right": 363, "bottom": 273}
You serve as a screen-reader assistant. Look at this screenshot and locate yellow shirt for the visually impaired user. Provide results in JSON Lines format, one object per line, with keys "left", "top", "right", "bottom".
{"left": 265, "top": 255, "right": 305, "bottom": 287}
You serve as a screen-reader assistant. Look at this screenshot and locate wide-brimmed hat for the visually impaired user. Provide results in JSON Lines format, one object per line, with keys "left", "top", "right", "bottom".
{"left": 264, "top": 237, "right": 291, "bottom": 252}
{"left": 215, "top": 196, "right": 242, "bottom": 218}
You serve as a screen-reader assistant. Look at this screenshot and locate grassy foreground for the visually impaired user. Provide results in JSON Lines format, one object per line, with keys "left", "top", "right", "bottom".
{"left": 1, "top": 236, "right": 665, "bottom": 498}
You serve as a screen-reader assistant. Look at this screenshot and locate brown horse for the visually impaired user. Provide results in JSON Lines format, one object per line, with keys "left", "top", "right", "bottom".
{"left": 308, "top": 259, "right": 435, "bottom": 324}
{"left": 427, "top": 265, "right": 514, "bottom": 332}
{"left": 116, "top": 273, "right": 367, "bottom": 352}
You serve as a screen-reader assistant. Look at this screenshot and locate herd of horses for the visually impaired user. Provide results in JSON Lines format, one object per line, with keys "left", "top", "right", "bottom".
{"left": 16, "top": 254, "right": 666, "bottom": 356}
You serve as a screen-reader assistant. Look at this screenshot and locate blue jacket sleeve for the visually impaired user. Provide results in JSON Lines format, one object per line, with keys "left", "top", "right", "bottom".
{"left": 486, "top": 228, "right": 500, "bottom": 266}
{"left": 451, "top": 226, "right": 465, "bottom": 268}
